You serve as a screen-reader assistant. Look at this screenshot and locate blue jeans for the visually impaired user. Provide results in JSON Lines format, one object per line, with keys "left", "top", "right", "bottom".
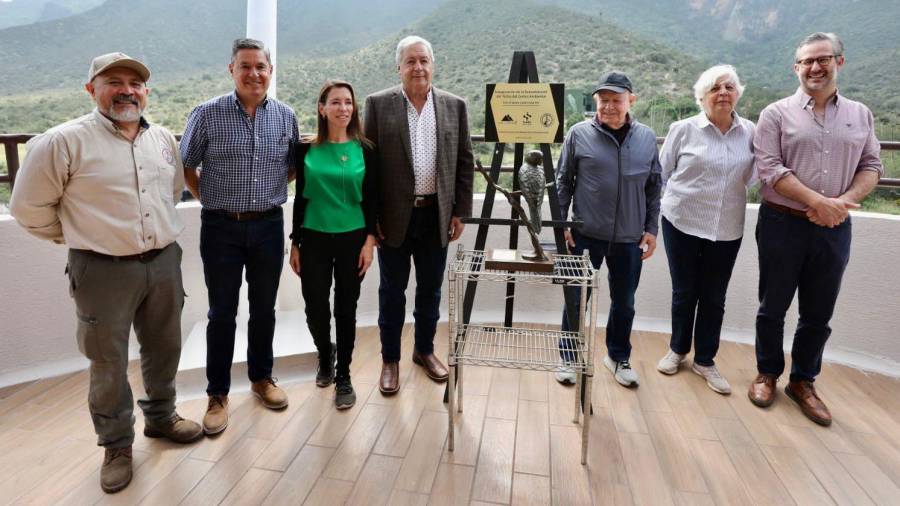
{"left": 755, "top": 203, "right": 851, "bottom": 382}
{"left": 200, "top": 208, "right": 285, "bottom": 395}
{"left": 377, "top": 206, "right": 448, "bottom": 362}
{"left": 662, "top": 217, "right": 742, "bottom": 366}
{"left": 561, "top": 229, "right": 642, "bottom": 363}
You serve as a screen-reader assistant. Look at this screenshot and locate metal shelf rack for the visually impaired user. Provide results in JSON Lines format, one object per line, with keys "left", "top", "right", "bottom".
{"left": 446, "top": 247, "right": 599, "bottom": 464}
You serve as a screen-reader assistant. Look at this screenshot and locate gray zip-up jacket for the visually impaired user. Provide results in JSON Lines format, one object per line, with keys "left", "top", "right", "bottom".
{"left": 556, "top": 115, "right": 662, "bottom": 243}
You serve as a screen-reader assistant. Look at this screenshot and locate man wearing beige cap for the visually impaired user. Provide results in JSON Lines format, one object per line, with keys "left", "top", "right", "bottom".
{"left": 10, "top": 52, "right": 203, "bottom": 494}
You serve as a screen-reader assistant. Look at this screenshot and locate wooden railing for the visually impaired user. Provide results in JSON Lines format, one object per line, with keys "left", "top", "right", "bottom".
{"left": 2, "top": 134, "right": 899, "bottom": 192}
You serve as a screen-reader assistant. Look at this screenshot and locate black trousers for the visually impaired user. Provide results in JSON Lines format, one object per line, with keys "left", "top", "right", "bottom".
{"left": 377, "top": 206, "right": 448, "bottom": 362}
{"left": 755, "top": 203, "right": 851, "bottom": 382}
{"left": 662, "top": 217, "right": 742, "bottom": 366}
{"left": 299, "top": 228, "right": 368, "bottom": 379}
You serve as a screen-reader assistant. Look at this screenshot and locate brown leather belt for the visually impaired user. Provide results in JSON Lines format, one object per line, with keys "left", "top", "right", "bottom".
{"left": 763, "top": 200, "right": 808, "bottom": 219}
{"left": 206, "top": 207, "right": 281, "bottom": 221}
{"left": 413, "top": 194, "right": 436, "bottom": 208}
{"left": 74, "top": 247, "right": 166, "bottom": 263}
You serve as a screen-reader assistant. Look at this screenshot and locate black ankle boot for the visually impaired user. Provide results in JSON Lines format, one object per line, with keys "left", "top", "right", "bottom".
{"left": 316, "top": 344, "right": 336, "bottom": 387}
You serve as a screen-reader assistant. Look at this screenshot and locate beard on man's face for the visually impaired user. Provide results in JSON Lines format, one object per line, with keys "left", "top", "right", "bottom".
{"left": 102, "top": 94, "right": 143, "bottom": 122}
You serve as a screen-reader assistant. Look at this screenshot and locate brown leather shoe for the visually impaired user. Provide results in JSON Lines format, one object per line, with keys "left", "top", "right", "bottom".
{"left": 203, "top": 394, "right": 229, "bottom": 435}
{"left": 412, "top": 351, "right": 449, "bottom": 382}
{"left": 100, "top": 446, "right": 132, "bottom": 493}
{"left": 379, "top": 361, "right": 400, "bottom": 395}
{"left": 144, "top": 413, "right": 204, "bottom": 443}
{"left": 785, "top": 380, "right": 832, "bottom": 426}
{"left": 252, "top": 377, "right": 289, "bottom": 410}
{"left": 748, "top": 373, "right": 778, "bottom": 407}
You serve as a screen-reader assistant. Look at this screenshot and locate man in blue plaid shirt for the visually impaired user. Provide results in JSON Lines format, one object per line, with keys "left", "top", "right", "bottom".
{"left": 181, "top": 38, "right": 299, "bottom": 435}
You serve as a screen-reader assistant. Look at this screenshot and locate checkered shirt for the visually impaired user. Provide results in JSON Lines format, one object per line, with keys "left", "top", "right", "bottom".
{"left": 181, "top": 91, "right": 299, "bottom": 212}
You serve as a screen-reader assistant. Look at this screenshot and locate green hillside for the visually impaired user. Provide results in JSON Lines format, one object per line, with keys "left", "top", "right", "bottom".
{"left": 0, "top": 0, "right": 443, "bottom": 96}
{"left": 3, "top": 0, "right": 896, "bottom": 123}
{"left": 0, "top": 0, "right": 706, "bottom": 135}
{"left": 538, "top": 0, "right": 900, "bottom": 123}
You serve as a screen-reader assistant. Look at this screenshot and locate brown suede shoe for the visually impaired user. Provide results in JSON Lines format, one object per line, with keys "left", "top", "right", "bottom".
{"left": 203, "top": 394, "right": 229, "bottom": 435}
{"left": 785, "top": 380, "right": 832, "bottom": 426}
{"left": 144, "top": 413, "right": 204, "bottom": 443}
{"left": 748, "top": 373, "right": 778, "bottom": 407}
{"left": 252, "top": 377, "right": 289, "bottom": 410}
{"left": 412, "top": 351, "right": 449, "bottom": 382}
{"left": 379, "top": 362, "right": 400, "bottom": 395}
{"left": 100, "top": 446, "right": 132, "bottom": 493}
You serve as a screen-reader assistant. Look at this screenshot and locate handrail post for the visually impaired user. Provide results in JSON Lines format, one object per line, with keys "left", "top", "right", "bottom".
{"left": 3, "top": 141, "right": 19, "bottom": 193}
{"left": 1, "top": 134, "right": 899, "bottom": 193}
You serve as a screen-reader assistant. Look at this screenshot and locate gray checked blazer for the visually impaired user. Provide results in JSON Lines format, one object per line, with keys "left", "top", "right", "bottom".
{"left": 363, "top": 85, "right": 474, "bottom": 248}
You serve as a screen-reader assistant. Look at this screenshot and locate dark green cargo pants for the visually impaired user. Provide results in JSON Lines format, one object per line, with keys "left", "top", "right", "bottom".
{"left": 68, "top": 242, "right": 184, "bottom": 449}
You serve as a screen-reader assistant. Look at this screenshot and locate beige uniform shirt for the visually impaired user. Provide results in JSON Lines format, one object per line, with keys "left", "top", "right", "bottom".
{"left": 10, "top": 109, "right": 185, "bottom": 256}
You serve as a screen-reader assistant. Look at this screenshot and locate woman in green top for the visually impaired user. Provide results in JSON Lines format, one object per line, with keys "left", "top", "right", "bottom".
{"left": 289, "top": 80, "right": 378, "bottom": 410}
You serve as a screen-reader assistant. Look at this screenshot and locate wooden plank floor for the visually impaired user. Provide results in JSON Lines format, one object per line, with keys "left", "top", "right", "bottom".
{"left": 2, "top": 324, "right": 899, "bottom": 505}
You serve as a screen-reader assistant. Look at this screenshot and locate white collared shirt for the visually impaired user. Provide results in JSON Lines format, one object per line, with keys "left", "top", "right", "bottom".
{"left": 660, "top": 111, "right": 756, "bottom": 241}
{"left": 402, "top": 88, "right": 437, "bottom": 195}
{"left": 10, "top": 109, "right": 185, "bottom": 255}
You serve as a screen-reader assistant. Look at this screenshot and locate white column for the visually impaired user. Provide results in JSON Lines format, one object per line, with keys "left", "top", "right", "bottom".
{"left": 246, "top": 0, "right": 278, "bottom": 98}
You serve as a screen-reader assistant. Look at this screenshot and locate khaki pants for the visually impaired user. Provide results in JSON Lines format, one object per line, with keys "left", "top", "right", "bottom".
{"left": 68, "top": 243, "right": 184, "bottom": 449}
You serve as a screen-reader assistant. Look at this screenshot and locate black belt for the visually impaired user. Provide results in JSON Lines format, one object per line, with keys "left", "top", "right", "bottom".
{"left": 413, "top": 194, "right": 437, "bottom": 208}
{"left": 763, "top": 201, "right": 808, "bottom": 219}
{"left": 74, "top": 247, "right": 166, "bottom": 263}
{"left": 205, "top": 207, "right": 281, "bottom": 221}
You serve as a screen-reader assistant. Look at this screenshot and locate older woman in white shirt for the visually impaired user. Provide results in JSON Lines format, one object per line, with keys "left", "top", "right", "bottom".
{"left": 655, "top": 65, "right": 755, "bottom": 394}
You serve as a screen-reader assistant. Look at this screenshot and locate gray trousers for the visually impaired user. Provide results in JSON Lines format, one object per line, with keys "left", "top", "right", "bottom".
{"left": 68, "top": 243, "right": 184, "bottom": 449}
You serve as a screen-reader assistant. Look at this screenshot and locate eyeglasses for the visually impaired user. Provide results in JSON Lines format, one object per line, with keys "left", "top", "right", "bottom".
{"left": 796, "top": 55, "right": 839, "bottom": 67}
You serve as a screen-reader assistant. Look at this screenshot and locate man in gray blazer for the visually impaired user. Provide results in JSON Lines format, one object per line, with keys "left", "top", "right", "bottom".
{"left": 364, "top": 35, "right": 474, "bottom": 395}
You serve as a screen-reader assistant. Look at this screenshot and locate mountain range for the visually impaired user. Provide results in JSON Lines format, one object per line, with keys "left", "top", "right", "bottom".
{"left": 0, "top": 0, "right": 104, "bottom": 30}
{"left": 538, "top": 0, "right": 900, "bottom": 118}
{"left": 0, "top": 0, "right": 444, "bottom": 96}
{"left": 0, "top": 0, "right": 898, "bottom": 134}
{"left": 0, "top": 0, "right": 705, "bottom": 134}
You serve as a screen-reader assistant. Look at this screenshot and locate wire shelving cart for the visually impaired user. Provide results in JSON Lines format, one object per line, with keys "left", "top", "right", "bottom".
{"left": 446, "top": 246, "right": 599, "bottom": 464}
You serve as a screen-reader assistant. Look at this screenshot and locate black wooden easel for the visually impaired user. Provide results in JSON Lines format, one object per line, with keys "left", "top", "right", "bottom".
{"left": 460, "top": 51, "right": 579, "bottom": 329}
{"left": 447, "top": 52, "right": 589, "bottom": 412}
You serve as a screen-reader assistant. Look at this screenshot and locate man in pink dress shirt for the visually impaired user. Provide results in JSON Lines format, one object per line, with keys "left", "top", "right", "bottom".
{"left": 748, "top": 32, "right": 883, "bottom": 425}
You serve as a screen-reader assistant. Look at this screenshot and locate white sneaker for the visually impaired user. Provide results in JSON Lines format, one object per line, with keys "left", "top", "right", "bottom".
{"left": 555, "top": 360, "right": 577, "bottom": 385}
{"left": 691, "top": 362, "right": 731, "bottom": 394}
{"left": 604, "top": 356, "right": 638, "bottom": 387}
{"left": 657, "top": 349, "right": 687, "bottom": 375}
